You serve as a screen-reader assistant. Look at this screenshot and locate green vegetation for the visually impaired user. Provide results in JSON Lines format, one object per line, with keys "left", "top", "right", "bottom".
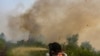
{"left": 0, "top": 33, "right": 100, "bottom": 56}
{"left": 65, "top": 34, "right": 96, "bottom": 56}
{"left": 0, "top": 33, "right": 6, "bottom": 56}
{"left": 29, "top": 51, "right": 47, "bottom": 56}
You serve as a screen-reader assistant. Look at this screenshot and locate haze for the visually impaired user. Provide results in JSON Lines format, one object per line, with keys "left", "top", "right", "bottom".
{"left": 0, "top": 0, "right": 100, "bottom": 50}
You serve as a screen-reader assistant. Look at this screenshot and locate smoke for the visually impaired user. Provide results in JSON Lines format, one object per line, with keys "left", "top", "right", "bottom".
{"left": 8, "top": 0, "right": 100, "bottom": 49}
{"left": 8, "top": 8, "right": 40, "bottom": 42}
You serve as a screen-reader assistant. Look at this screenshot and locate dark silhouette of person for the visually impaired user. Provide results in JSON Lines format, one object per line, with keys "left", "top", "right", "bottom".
{"left": 46, "top": 42, "right": 67, "bottom": 56}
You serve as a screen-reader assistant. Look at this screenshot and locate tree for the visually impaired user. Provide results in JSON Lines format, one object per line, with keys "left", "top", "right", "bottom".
{"left": 80, "top": 41, "right": 93, "bottom": 50}
{"left": 0, "top": 33, "right": 6, "bottom": 49}
{"left": 17, "top": 40, "right": 25, "bottom": 46}
{"left": 0, "top": 33, "right": 6, "bottom": 56}
{"left": 96, "top": 51, "right": 100, "bottom": 56}
{"left": 67, "top": 34, "right": 78, "bottom": 47}
{"left": 79, "top": 42, "right": 95, "bottom": 56}
{"left": 66, "top": 34, "right": 79, "bottom": 56}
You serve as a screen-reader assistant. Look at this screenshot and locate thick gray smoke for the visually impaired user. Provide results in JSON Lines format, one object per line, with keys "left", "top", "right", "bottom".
{"left": 8, "top": 0, "right": 100, "bottom": 50}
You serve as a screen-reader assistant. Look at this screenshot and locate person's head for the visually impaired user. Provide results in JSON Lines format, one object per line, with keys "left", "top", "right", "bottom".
{"left": 48, "top": 42, "right": 62, "bottom": 56}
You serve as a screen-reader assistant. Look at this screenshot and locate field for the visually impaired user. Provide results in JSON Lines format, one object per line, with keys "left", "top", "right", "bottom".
{"left": 8, "top": 47, "right": 48, "bottom": 56}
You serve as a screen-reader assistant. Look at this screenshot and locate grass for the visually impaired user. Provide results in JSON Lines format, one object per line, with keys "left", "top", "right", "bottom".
{"left": 8, "top": 46, "right": 48, "bottom": 56}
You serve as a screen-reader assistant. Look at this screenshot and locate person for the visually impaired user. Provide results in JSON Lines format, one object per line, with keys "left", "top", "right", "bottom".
{"left": 46, "top": 42, "right": 67, "bottom": 56}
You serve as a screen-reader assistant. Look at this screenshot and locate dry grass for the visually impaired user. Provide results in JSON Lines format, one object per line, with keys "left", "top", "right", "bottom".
{"left": 11, "top": 47, "right": 47, "bottom": 56}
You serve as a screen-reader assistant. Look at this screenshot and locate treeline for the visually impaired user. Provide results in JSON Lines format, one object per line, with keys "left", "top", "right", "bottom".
{"left": 0, "top": 33, "right": 46, "bottom": 56}
{"left": 65, "top": 34, "right": 100, "bottom": 56}
{"left": 0, "top": 33, "right": 100, "bottom": 56}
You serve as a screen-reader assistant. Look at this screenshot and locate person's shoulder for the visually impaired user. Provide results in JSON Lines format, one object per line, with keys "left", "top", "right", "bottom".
{"left": 46, "top": 53, "right": 49, "bottom": 56}
{"left": 46, "top": 52, "right": 67, "bottom": 56}
{"left": 63, "top": 52, "right": 67, "bottom": 56}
